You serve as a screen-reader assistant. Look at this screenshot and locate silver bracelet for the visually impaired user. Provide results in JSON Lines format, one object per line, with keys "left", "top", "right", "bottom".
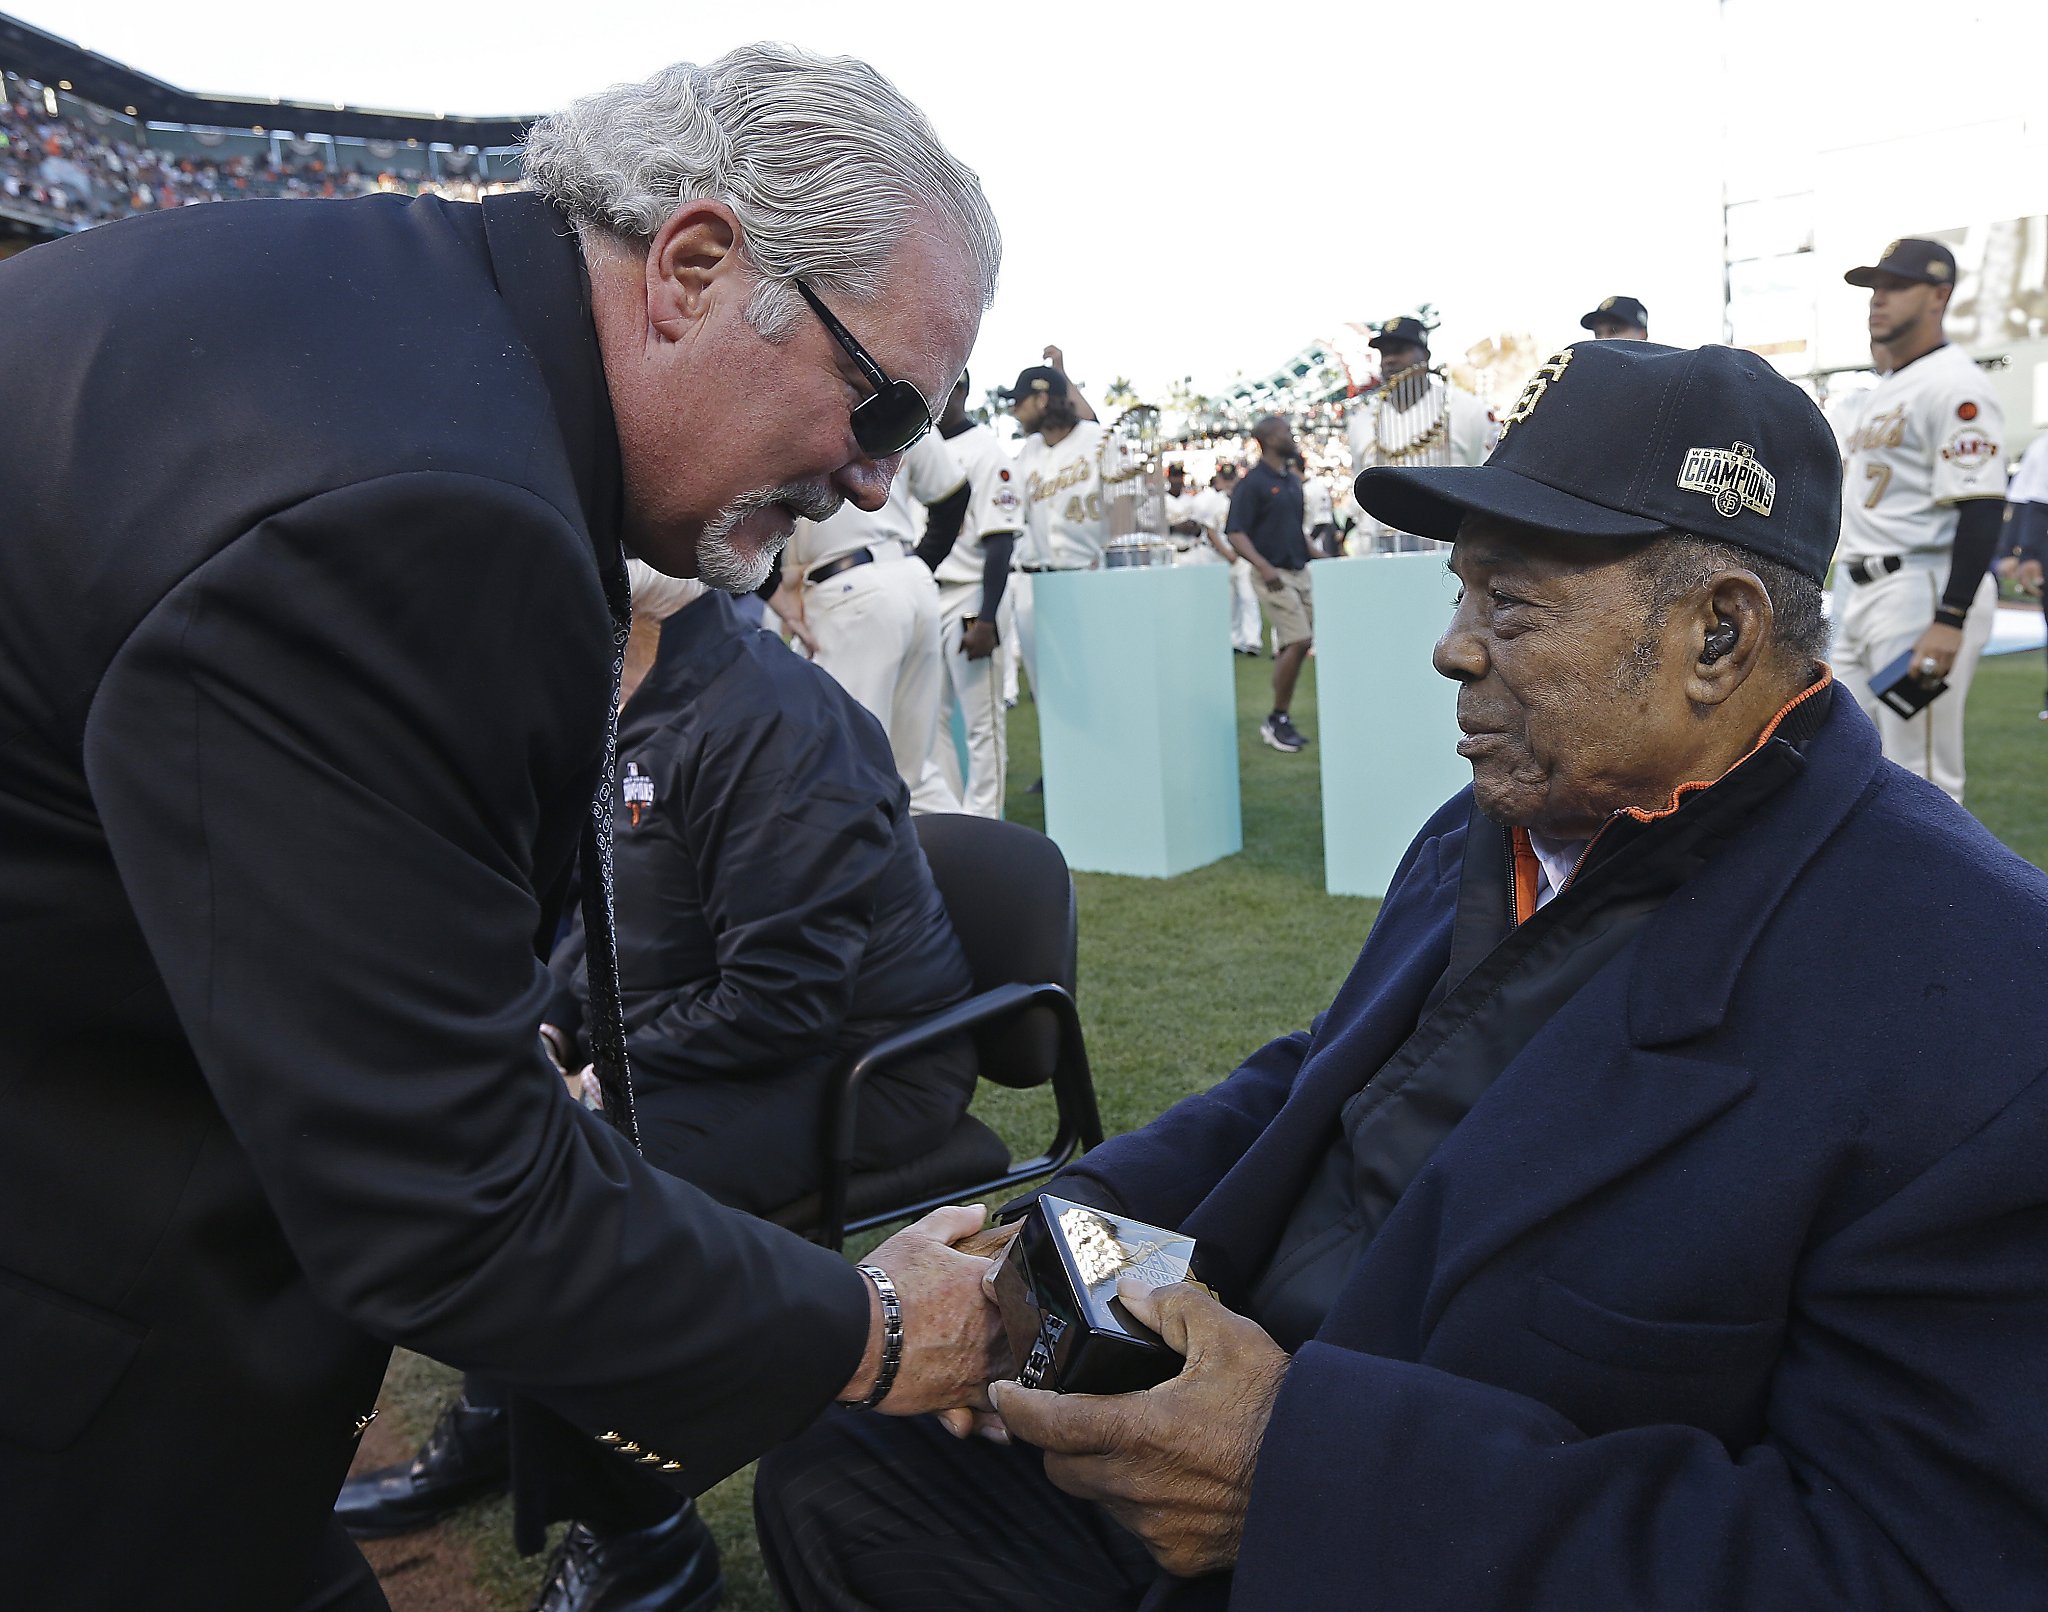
{"left": 840, "top": 1264, "right": 902, "bottom": 1410}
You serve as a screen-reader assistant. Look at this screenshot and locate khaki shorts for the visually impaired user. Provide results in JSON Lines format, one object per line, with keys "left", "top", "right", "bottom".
{"left": 1255, "top": 566, "right": 1313, "bottom": 647}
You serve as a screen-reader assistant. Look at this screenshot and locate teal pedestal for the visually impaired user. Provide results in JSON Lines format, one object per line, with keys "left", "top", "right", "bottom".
{"left": 1311, "top": 553, "right": 1468, "bottom": 898}
{"left": 1035, "top": 567, "right": 1242, "bottom": 878}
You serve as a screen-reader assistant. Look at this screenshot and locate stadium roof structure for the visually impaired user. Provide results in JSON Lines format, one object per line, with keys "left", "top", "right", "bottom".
{"left": 1209, "top": 325, "right": 1385, "bottom": 429}
{"left": 0, "top": 10, "right": 533, "bottom": 147}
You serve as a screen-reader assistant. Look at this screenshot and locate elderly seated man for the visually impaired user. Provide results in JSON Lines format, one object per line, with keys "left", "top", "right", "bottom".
{"left": 753, "top": 342, "right": 2048, "bottom": 1611}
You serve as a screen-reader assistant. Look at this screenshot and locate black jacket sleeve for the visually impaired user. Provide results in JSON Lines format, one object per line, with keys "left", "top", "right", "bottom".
{"left": 544, "top": 919, "right": 588, "bottom": 1042}
{"left": 81, "top": 471, "right": 870, "bottom": 1492}
{"left": 620, "top": 713, "right": 898, "bottom": 1086}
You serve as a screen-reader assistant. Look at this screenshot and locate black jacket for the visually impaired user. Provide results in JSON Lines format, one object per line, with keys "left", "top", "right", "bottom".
{"left": 1052, "top": 689, "right": 2048, "bottom": 1611}
{"left": 0, "top": 192, "right": 869, "bottom": 1609}
{"left": 550, "top": 591, "right": 974, "bottom": 1086}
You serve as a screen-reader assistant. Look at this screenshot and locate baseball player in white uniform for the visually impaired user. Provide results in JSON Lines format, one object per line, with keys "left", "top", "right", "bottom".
{"left": 1164, "top": 465, "right": 1202, "bottom": 554}
{"left": 1831, "top": 237, "right": 2007, "bottom": 803}
{"left": 1996, "top": 433, "right": 2048, "bottom": 716}
{"left": 774, "top": 428, "right": 966, "bottom": 812}
{"left": 1179, "top": 462, "right": 1253, "bottom": 651}
{"left": 1001, "top": 361, "right": 1109, "bottom": 695}
{"left": 1346, "top": 315, "right": 1495, "bottom": 551}
{"left": 1301, "top": 466, "right": 1338, "bottom": 556}
{"left": 923, "top": 375, "right": 1023, "bottom": 817}
{"left": 1180, "top": 465, "right": 1258, "bottom": 653}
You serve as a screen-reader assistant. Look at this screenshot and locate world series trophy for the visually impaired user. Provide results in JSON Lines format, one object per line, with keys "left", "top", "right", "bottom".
{"left": 1101, "top": 404, "right": 1177, "bottom": 569}
{"left": 990, "top": 1194, "right": 1200, "bottom": 1394}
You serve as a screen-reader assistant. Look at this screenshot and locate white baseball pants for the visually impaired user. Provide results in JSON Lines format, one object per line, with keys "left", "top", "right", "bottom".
{"left": 805, "top": 551, "right": 960, "bottom": 814}
{"left": 932, "top": 582, "right": 1010, "bottom": 818}
{"left": 1830, "top": 555, "right": 1996, "bottom": 803}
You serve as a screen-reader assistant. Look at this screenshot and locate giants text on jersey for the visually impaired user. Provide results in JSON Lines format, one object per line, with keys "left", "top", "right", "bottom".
{"left": 1834, "top": 344, "right": 2005, "bottom": 560}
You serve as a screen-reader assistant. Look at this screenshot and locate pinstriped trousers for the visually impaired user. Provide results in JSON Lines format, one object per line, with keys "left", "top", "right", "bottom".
{"left": 754, "top": 1409, "right": 1156, "bottom": 1611}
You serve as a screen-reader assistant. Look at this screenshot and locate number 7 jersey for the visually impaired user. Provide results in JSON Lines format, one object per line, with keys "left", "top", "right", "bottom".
{"left": 1832, "top": 343, "right": 2004, "bottom": 560}
{"left": 1013, "top": 417, "right": 1110, "bottom": 569}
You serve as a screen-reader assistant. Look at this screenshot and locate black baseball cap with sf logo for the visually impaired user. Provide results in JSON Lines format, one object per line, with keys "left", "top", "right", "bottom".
{"left": 1845, "top": 237, "right": 1957, "bottom": 289}
{"left": 1353, "top": 341, "right": 1841, "bottom": 581}
{"left": 1370, "top": 315, "right": 1431, "bottom": 352}
{"left": 1579, "top": 294, "right": 1649, "bottom": 332}
{"left": 997, "top": 365, "right": 1067, "bottom": 402}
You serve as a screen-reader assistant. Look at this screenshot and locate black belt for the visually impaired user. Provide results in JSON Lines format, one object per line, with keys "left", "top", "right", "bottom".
{"left": 1019, "top": 563, "right": 1082, "bottom": 574}
{"left": 807, "top": 550, "right": 876, "bottom": 586}
{"left": 1846, "top": 555, "right": 1904, "bottom": 585}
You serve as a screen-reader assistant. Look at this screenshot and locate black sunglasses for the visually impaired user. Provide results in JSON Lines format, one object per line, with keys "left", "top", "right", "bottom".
{"left": 795, "top": 279, "right": 934, "bottom": 458}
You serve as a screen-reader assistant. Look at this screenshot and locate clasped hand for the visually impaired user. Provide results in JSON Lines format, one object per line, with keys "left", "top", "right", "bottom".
{"left": 850, "top": 1204, "right": 1012, "bottom": 1416}
{"left": 988, "top": 1276, "right": 1288, "bottom": 1577}
{"left": 862, "top": 1208, "right": 1291, "bottom": 1577}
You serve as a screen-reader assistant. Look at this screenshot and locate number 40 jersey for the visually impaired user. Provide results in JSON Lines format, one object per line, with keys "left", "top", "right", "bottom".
{"left": 1832, "top": 344, "right": 2005, "bottom": 561}
{"left": 1013, "top": 416, "right": 1110, "bottom": 570}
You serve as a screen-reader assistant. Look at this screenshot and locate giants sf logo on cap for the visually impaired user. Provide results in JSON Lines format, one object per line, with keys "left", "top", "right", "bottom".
{"left": 1496, "top": 349, "right": 1573, "bottom": 440}
{"left": 1677, "top": 441, "right": 1777, "bottom": 519}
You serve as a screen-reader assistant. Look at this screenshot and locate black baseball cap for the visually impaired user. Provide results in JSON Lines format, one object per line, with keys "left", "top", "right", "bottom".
{"left": 1353, "top": 341, "right": 1841, "bottom": 582}
{"left": 1580, "top": 294, "right": 1648, "bottom": 332}
{"left": 1844, "top": 238, "right": 1956, "bottom": 289}
{"left": 997, "top": 365, "right": 1066, "bottom": 402}
{"left": 1370, "top": 316, "right": 1430, "bottom": 352}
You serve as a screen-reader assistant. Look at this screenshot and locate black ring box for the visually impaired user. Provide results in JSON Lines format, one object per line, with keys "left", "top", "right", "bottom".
{"left": 991, "top": 1195, "right": 1199, "bottom": 1396}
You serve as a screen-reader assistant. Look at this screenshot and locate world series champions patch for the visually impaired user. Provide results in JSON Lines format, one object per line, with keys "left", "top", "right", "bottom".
{"left": 1677, "top": 441, "right": 1777, "bottom": 519}
{"left": 620, "top": 761, "right": 655, "bottom": 828}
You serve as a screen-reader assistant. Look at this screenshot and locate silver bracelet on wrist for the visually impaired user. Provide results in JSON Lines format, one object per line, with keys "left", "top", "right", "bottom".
{"left": 840, "top": 1264, "right": 902, "bottom": 1411}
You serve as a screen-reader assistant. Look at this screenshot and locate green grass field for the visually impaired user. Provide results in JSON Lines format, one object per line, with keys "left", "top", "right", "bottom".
{"left": 380, "top": 638, "right": 2048, "bottom": 1611}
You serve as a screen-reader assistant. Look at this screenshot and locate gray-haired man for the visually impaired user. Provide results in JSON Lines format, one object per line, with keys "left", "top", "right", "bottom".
{"left": 0, "top": 44, "right": 1010, "bottom": 1610}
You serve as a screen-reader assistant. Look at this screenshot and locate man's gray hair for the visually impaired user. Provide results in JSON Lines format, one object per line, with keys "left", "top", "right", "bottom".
{"left": 1631, "top": 533, "right": 1831, "bottom": 665}
{"left": 523, "top": 44, "right": 1001, "bottom": 340}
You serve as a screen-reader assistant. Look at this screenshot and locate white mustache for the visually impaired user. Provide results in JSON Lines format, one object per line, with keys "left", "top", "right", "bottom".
{"left": 696, "top": 482, "right": 841, "bottom": 593}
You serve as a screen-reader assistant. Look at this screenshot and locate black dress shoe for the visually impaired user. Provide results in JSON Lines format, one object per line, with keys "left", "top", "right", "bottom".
{"left": 333, "top": 1391, "right": 510, "bottom": 1538}
{"left": 531, "top": 1503, "right": 723, "bottom": 1612}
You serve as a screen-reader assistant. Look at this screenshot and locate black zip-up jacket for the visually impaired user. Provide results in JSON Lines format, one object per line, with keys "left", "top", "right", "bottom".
{"left": 548, "top": 591, "right": 975, "bottom": 1095}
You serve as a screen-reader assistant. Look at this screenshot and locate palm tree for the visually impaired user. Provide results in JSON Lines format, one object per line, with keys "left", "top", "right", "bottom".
{"left": 1103, "top": 375, "right": 1139, "bottom": 412}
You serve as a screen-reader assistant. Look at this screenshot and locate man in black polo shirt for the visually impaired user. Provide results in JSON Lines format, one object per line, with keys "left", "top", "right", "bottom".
{"left": 1227, "top": 415, "right": 1313, "bottom": 751}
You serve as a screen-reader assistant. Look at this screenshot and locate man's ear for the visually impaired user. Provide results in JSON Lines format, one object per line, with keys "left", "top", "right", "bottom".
{"left": 1682, "top": 570, "right": 1773, "bottom": 707}
{"left": 646, "top": 201, "right": 742, "bottom": 342}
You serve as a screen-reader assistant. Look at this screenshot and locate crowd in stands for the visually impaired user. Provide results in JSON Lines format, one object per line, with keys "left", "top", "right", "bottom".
{"left": 0, "top": 74, "right": 507, "bottom": 231}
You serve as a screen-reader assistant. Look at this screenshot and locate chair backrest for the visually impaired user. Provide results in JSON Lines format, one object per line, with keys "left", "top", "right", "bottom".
{"left": 913, "top": 814, "right": 1076, "bottom": 1089}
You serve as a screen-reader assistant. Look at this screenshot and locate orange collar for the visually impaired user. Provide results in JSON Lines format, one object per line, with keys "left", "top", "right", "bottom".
{"left": 1509, "top": 666, "right": 1834, "bottom": 921}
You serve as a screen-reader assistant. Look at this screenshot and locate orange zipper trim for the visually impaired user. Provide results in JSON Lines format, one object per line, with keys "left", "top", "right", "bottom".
{"left": 1511, "top": 665, "right": 1834, "bottom": 918}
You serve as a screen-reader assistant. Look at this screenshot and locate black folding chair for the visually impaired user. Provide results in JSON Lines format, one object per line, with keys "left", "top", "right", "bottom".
{"left": 768, "top": 814, "right": 1104, "bottom": 1251}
